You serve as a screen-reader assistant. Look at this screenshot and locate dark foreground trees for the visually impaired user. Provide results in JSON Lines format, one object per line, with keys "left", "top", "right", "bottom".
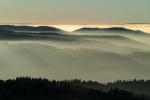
{"left": 0, "top": 77, "right": 149, "bottom": 100}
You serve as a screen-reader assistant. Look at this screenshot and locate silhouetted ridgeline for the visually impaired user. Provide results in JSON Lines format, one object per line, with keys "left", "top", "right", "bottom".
{"left": 74, "top": 27, "right": 146, "bottom": 34}
{"left": 0, "top": 77, "right": 149, "bottom": 100}
{"left": 0, "top": 25, "right": 64, "bottom": 32}
{"left": 0, "top": 25, "right": 148, "bottom": 41}
{"left": 0, "top": 25, "right": 78, "bottom": 41}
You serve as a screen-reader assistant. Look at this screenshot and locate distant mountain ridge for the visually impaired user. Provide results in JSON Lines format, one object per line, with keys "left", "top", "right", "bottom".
{"left": 0, "top": 25, "right": 69, "bottom": 40}
{"left": 0, "top": 26, "right": 78, "bottom": 41}
{"left": 0, "top": 25, "right": 64, "bottom": 32}
{"left": 0, "top": 25, "right": 147, "bottom": 34}
{"left": 0, "top": 25, "right": 149, "bottom": 42}
{"left": 74, "top": 27, "right": 146, "bottom": 34}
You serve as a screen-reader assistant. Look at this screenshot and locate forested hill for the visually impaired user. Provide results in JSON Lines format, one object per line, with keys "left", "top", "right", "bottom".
{"left": 0, "top": 77, "right": 149, "bottom": 100}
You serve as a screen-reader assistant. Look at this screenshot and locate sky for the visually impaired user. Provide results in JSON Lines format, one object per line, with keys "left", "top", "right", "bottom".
{"left": 0, "top": 0, "right": 150, "bottom": 25}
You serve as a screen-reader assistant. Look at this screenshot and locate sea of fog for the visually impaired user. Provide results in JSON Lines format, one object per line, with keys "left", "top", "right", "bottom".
{"left": 0, "top": 24, "right": 150, "bottom": 82}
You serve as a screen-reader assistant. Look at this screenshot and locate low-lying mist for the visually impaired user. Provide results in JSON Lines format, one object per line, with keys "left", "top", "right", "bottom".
{"left": 0, "top": 25, "right": 150, "bottom": 82}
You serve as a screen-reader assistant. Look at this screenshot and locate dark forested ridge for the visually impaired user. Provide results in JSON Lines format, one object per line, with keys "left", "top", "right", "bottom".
{"left": 0, "top": 25, "right": 78, "bottom": 41}
{"left": 74, "top": 27, "right": 147, "bottom": 34}
{"left": 0, "top": 25, "right": 64, "bottom": 32}
{"left": 0, "top": 77, "right": 149, "bottom": 100}
{"left": 0, "top": 25, "right": 148, "bottom": 41}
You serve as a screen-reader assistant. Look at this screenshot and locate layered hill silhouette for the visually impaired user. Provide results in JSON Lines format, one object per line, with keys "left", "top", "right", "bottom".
{"left": 0, "top": 25, "right": 150, "bottom": 54}
{"left": 0, "top": 26, "right": 149, "bottom": 43}
{"left": 0, "top": 26, "right": 148, "bottom": 41}
{"left": 0, "top": 25, "right": 64, "bottom": 32}
{"left": 0, "top": 25, "right": 78, "bottom": 41}
{"left": 0, "top": 28, "right": 62, "bottom": 39}
{"left": 0, "top": 77, "right": 149, "bottom": 100}
{"left": 74, "top": 27, "right": 146, "bottom": 35}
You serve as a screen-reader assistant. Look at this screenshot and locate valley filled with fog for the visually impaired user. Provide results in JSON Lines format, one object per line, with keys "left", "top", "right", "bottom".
{"left": 0, "top": 25, "right": 150, "bottom": 82}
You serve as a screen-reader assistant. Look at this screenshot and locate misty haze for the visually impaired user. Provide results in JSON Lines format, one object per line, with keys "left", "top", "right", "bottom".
{"left": 0, "top": 25, "right": 150, "bottom": 82}
{"left": 1, "top": 0, "right": 150, "bottom": 99}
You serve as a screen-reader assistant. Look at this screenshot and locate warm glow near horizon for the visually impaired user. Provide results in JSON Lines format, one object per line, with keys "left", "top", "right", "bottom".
{"left": 51, "top": 24, "right": 150, "bottom": 33}
{"left": 2, "top": 23, "right": 150, "bottom": 33}
{"left": 18, "top": 24, "right": 150, "bottom": 33}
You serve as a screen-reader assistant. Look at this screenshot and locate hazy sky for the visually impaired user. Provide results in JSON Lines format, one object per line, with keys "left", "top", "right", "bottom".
{"left": 0, "top": 0, "right": 150, "bottom": 25}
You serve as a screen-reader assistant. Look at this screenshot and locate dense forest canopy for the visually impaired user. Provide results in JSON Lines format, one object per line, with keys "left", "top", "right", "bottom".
{"left": 0, "top": 77, "right": 149, "bottom": 100}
